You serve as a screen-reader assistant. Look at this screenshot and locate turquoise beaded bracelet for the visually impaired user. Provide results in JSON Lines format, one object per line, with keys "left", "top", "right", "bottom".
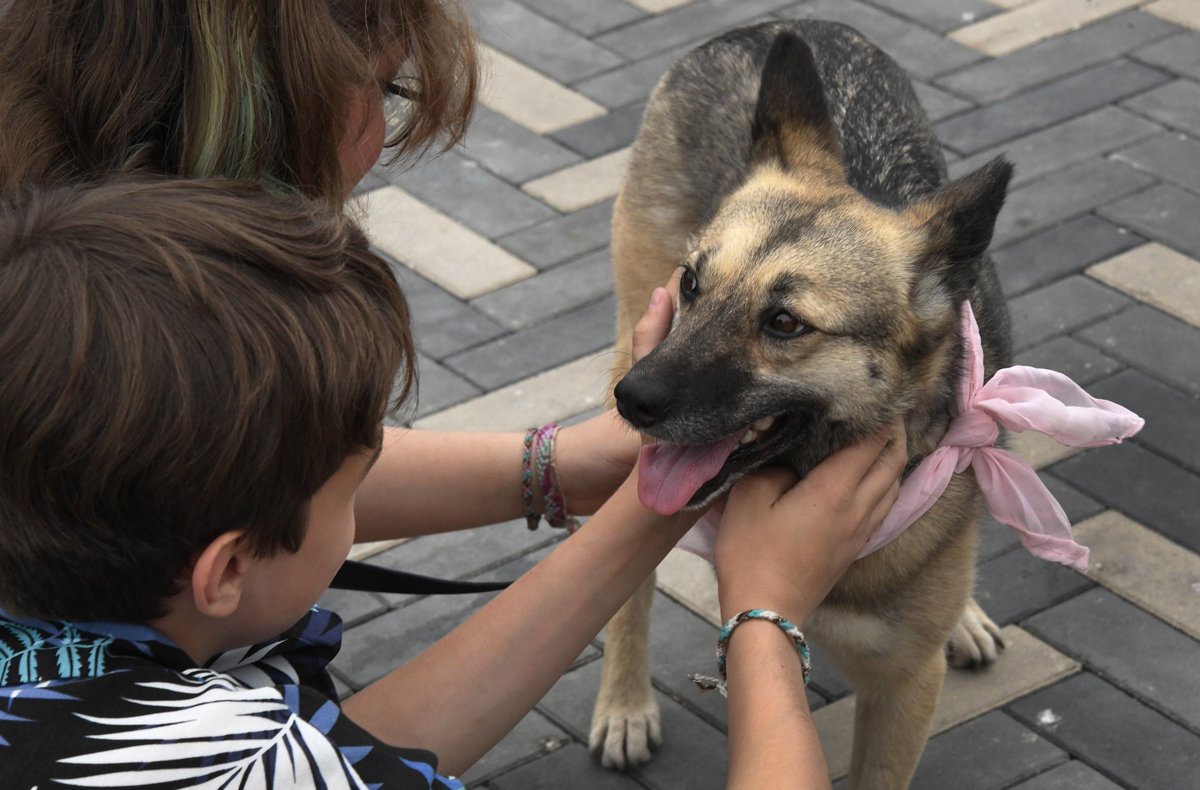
{"left": 690, "top": 609, "right": 811, "bottom": 697}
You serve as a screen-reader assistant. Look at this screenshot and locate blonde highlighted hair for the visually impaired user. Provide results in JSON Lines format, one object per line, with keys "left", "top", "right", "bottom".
{"left": 0, "top": 0, "right": 478, "bottom": 203}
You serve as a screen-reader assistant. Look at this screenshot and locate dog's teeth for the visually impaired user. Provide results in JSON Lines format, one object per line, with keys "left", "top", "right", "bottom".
{"left": 740, "top": 430, "right": 756, "bottom": 445}
{"left": 752, "top": 416, "right": 775, "bottom": 432}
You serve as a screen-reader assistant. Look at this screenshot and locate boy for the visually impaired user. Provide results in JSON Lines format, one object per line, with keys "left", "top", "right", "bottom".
{"left": 0, "top": 179, "right": 905, "bottom": 788}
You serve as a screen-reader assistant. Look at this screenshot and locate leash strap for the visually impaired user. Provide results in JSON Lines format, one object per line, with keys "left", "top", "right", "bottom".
{"left": 330, "top": 559, "right": 511, "bottom": 595}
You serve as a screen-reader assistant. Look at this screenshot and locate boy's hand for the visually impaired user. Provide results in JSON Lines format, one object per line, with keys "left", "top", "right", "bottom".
{"left": 555, "top": 270, "right": 681, "bottom": 514}
{"left": 714, "top": 421, "right": 907, "bottom": 624}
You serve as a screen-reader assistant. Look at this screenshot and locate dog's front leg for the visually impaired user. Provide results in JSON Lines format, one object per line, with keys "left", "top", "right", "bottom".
{"left": 847, "top": 647, "right": 946, "bottom": 790}
{"left": 589, "top": 571, "right": 660, "bottom": 769}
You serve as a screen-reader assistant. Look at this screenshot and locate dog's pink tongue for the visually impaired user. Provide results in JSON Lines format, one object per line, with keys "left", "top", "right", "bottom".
{"left": 638, "top": 433, "right": 742, "bottom": 515}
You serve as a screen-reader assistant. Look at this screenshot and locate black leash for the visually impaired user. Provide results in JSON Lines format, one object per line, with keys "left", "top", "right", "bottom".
{"left": 330, "top": 558, "right": 511, "bottom": 595}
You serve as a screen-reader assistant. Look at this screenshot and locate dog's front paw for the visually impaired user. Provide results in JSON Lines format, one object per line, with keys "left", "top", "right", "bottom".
{"left": 946, "top": 597, "right": 1005, "bottom": 668}
{"left": 589, "top": 700, "right": 662, "bottom": 770}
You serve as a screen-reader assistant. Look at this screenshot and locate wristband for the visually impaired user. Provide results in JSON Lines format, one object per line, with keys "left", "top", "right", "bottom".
{"left": 689, "top": 609, "right": 811, "bottom": 697}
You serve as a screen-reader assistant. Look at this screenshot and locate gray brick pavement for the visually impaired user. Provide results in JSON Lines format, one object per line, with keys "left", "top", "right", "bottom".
{"left": 341, "top": 1, "right": 1200, "bottom": 786}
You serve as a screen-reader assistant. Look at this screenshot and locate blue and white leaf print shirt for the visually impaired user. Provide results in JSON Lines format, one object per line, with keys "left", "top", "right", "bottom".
{"left": 0, "top": 606, "right": 463, "bottom": 789}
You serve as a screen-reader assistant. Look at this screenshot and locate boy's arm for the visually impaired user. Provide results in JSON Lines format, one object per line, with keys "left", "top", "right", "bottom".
{"left": 341, "top": 473, "right": 696, "bottom": 775}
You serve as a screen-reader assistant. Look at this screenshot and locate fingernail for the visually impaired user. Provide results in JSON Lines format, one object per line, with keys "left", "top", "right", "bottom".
{"left": 649, "top": 289, "right": 665, "bottom": 310}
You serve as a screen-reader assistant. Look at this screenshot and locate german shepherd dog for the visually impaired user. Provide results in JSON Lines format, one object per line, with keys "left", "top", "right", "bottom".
{"left": 595, "top": 20, "right": 1013, "bottom": 788}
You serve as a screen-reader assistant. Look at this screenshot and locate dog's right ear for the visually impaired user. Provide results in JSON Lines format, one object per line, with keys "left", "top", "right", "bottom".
{"left": 749, "top": 33, "right": 843, "bottom": 174}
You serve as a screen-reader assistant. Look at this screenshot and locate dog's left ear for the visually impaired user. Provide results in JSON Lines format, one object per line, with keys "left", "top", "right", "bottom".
{"left": 749, "top": 32, "right": 843, "bottom": 174}
{"left": 905, "top": 157, "right": 1013, "bottom": 298}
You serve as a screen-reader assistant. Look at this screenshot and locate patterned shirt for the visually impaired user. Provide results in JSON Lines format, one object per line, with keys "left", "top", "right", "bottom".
{"left": 0, "top": 606, "right": 463, "bottom": 789}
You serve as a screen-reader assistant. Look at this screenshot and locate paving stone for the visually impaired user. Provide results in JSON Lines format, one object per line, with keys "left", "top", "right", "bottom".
{"left": 815, "top": 627, "right": 1078, "bottom": 780}
{"left": 626, "top": 0, "right": 693, "bottom": 12}
{"left": 469, "top": 0, "right": 625, "bottom": 83}
{"left": 937, "top": 11, "right": 1179, "bottom": 103}
{"left": 414, "top": 348, "right": 615, "bottom": 432}
{"left": 488, "top": 742, "right": 645, "bottom": 789}
{"left": 1112, "top": 131, "right": 1200, "bottom": 196}
{"left": 936, "top": 59, "right": 1170, "bottom": 155}
{"left": 1041, "top": 474, "right": 1106, "bottom": 525}
{"left": 392, "top": 150, "right": 558, "bottom": 239}
{"left": 1008, "top": 760, "right": 1124, "bottom": 790}
{"left": 1027, "top": 587, "right": 1200, "bottom": 730}
{"left": 408, "top": 354, "right": 482, "bottom": 421}
{"left": 367, "top": 521, "right": 556, "bottom": 607}
{"left": 913, "top": 80, "right": 974, "bottom": 122}
{"left": 535, "top": 659, "right": 731, "bottom": 789}
{"left": 863, "top": 0, "right": 999, "bottom": 33}
{"left": 1144, "top": 0, "right": 1200, "bottom": 32}
{"left": 497, "top": 200, "right": 614, "bottom": 271}
{"left": 446, "top": 295, "right": 617, "bottom": 389}
{"left": 1089, "top": 242, "right": 1200, "bottom": 328}
{"left": 1122, "top": 77, "right": 1200, "bottom": 136}
{"left": 1009, "top": 430, "right": 1082, "bottom": 470}
{"left": 1073, "top": 510, "right": 1200, "bottom": 640}
{"left": 1076, "top": 304, "right": 1200, "bottom": 396}
{"left": 1014, "top": 336, "right": 1124, "bottom": 387}
{"left": 654, "top": 547, "right": 720, "bottom": 626}
{"left": 1087, "top": 368, "right": 1200, "bottom": 473}
{"left": 1050, "top": 441, "right": 1200, "bottom": 553}
{"left": 949, "top": 0, "right": 1145, "bottom": 58}
{"left": 909, "top": 711, "right": 1066, "bottom": 790}
{"left": 551, "top": 100, "right": 648, "bottom": 158}
{"left": 388, "top": 263, "right": 508, "bottom": 361}
{"left": 978, "top": 510, "right": 1024, "bottom": 561}
{"left": 1008, "top": 672, "right": 1200, "bottom": 789}
{"left": 1006, "top": 275, "right": 1131, "bottom": 351}
{"left": 573, "top": 47, "right": 691, "bottom": 109}
{"left": 522, "top": 148, "right": 631, "bottom": 213}
{"left": 472, "top": 248, "right": 613, "bottom": 330}
{"left": 783, "top": 0, "right": 983, "bottom": 79}
{"left": 513, "top": 0, "right": 645, "bottom": 37}
{"left": 948, "top": 106, "right": 1161, "bottom": 188}
{"left": 1133, "top": 31, "right": 1200, "bottom": 81}
{"left": 462, "top": 105, "right": 583, "bottom": 184}
{"left": 595, "top": 0, "right": 796, "bottom": 61}
{"left": 479, "top": 45, "right": 608, "bottom": 136}
{"left": 358, "top": 187, "right": 537, "bottom": 299}
{"left": 992, "top": 213, "right": 1145, "bottom": 297}
{"left": 991, "top": 158, "right": 1155, "bottom": 246}
{"left": 333, "top": 550, "right": 553, "bottom": 688}
{"left": 974, "top": 545, "right": 1093, "bottom": 626}
{"left": 316, "top": 587, "right": 388, "bottom": 628}
{"left": 461, "top": 709, "right": 572, "bottom": 787}
{"left": 1100, "top": 182, "right": 1200, "bottom": 258}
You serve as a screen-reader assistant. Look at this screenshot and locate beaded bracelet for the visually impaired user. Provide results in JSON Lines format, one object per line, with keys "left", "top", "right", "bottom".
{"left": 521, "top": 427, "right": 539, "bottom": 530}
{"left": 689, "top": 609, "right": 811, "bottom": 697}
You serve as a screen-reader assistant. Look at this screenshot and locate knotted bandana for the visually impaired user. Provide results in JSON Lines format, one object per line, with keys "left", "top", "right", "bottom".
{"left": 675, "top": 301, "right": 1145, "bottom": 571}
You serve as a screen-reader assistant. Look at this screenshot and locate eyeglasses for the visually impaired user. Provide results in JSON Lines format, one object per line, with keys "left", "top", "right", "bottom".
{"left": 380, "top": 80, "right": 417, "bottom": 134}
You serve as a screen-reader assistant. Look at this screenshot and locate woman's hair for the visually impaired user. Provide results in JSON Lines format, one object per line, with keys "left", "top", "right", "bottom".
{"left": 0, "top": 0, "right": 478, "bottom": 202}
{"left": 0, "top": 178, "right": 415, "bottom": 622}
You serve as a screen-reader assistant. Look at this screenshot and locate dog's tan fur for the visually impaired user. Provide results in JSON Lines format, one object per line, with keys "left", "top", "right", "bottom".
{"left": 591, "top": 22, "right": 1010, "bottom": 788}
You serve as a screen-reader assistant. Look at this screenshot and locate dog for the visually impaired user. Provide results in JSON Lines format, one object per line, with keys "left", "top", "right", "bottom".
{"left": 593, "top": 20, "right": 1013, "bottom": 788}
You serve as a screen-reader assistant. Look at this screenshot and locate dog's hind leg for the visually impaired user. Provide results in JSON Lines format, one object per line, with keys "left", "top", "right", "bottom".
{"left": 946, "top": 596, "right": 1004, "bottom": 668}
{"left": 845, "top": 647, "right": 947, "bottom": 790}
{"left": 589, "top": 572, "right": 660, "bottom": 768}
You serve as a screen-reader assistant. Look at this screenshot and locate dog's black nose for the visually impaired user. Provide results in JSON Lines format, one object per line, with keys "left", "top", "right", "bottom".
{"left": 614, "top": 375, "right": 673, "bottom": 429}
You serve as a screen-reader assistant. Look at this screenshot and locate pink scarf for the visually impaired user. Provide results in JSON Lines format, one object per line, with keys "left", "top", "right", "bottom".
{"left": 676, "top": 301, "right": 1144, "bottom": 571}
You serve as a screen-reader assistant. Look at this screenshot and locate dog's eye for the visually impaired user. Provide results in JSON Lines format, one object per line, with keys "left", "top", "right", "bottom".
{"left": 764, "top": 311, "right": 808, "bottom": 338}
{"left": 680, "top": 268, "right": 699, "bottom": 300}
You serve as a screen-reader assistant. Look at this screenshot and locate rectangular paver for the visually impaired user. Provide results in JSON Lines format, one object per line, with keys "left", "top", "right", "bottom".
{"left": 992, "top": 214, "right": 1144, "bottom": 297}
{"left": 949, "top": 0, "right": 1144, "bottom": 57}
{"left": 1144, "top": 0, "right": 1200, "bottom": 31}
{"left": 1100, "top": 182, "right": 1200, "bottom": 258}
{"left": 1073, "top": 511, "right": 1200, "bottom": 640}
{"left": 479, "top": 45, "right": 608, "bottom": 135}
{"left": 910, "top": 711, "right": 1065, "bottom": 790}
{"left": 1087, "top": 242, "right": 1200, "bottom": 327}
{"left": 522, "top": 148, "right": 631, "bottom": 212}
{"left": 1077, "top": 304, "right": 1200, "bottom": 396}
{"left": 1087, "top": 368, "right": 1200, "bottom": 472}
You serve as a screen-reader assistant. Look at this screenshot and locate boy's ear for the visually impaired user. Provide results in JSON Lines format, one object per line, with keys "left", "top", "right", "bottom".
{"left": 749, "top": 32, "right": 843, "bottom": 174}
{"left": 190, "top": 530, "right": 249, "bottom": 618}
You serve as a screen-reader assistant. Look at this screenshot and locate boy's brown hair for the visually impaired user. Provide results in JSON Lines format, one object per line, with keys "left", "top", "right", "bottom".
{"left": 0, "top": 179, "right": 415, "bottom": 622}
{"left": 0, "top": 0, "right": 477, "bottom": 202}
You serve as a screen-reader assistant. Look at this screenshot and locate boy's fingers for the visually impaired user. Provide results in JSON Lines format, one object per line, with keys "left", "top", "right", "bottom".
{"left": 805, "top": 420, "right": 899, "bottom": 490}
{"left": 631, "top": 287, "right": 673, "bottom": 361}
{"left": 729, "top": 466, "right": 799, "bottom": 508}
